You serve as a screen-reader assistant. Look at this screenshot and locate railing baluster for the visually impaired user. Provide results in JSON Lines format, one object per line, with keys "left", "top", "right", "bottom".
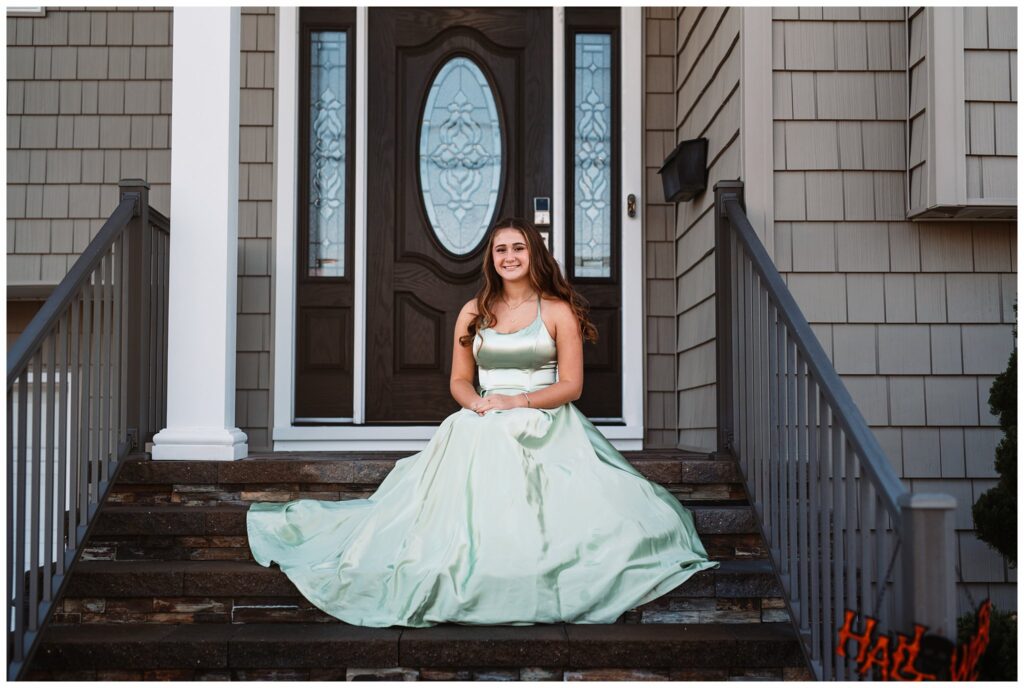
{"left": 78, "top": 281, "right": 92, "bottom": 530}
{"left": 44, "top": 331, "right": 57, "bottom": 602}
{"left": 119, "top": 234, "right": 130, "bottom": 443}
{"left": 774, "top": 319, "right": 782, "bottom": 552}
{"left": 832, "top": 427, "right": 846, "bottom": 680}
{"left": 751, "top": 273, "right": 762, "bottom": 519}
{"left": 111, "top": 239, "right": 123, "bottom": 457}
{"left": 730, "top": 230, "right": 740, "bottom": 452}
{"left": 6, "top": 385, "right": 14, "bottom": 656}
{"left": 101, "top": 252, "right": 113, "bottom": 484}
{"left": 796, "top": 352, "right": 808, "bottom": 631}
{"left": 787, "top": 337, "right": 797, "bottom": 599}
{"left": 875, "top": 489, "right": 886, "bottom": 637}
{"left": 861, "top": 467, "right": 875, "bottom": 654}
{"left": 845, "top": 440, "right": 859, "bottom": 680}
{"left": 737, "top": 252, "right": 748, "bottom": 476}
{"left": 29, "top": 349, "right": 43, "bottom": 631}
{"left": 778, "top": 326, "right": 789, "bottom": 577}
{"left": 14, "top": 372, "right": 28, "bottom": 663}
{"left": 766, "top": 303, "right": 778, "bottom": 550}
{"left": 56, "top": 312, "right": 69, "bottom": 577}
{"left": 820, "top": 402, "right": 834, "bottom": 680}
{"left": 808, "top": 377, "right": 820, "bottom": 660}
{"left": 67, "top": 298, "right": 81, "bottom": 547}
{"left": 90, "top": 265, "right": 102, "bottom": 506}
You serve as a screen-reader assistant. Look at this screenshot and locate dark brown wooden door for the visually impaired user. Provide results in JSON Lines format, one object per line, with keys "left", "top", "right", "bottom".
{"left": 366, "top": 8, "right": 552, "bottom": 422}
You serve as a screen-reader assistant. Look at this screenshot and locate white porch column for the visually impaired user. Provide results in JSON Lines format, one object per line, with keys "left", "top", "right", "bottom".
{"left": 152, "top": 7, "right": 247, "bottom": 460}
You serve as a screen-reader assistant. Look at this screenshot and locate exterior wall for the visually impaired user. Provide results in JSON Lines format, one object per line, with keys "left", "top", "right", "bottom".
{"left": 673, "top": 7, "right": 742, "bottom": 450}
{"left": 771, "top": 6, "right": 1016, "bottom": 614}
{"left": 7, "top": 7, "right": 172, "bottom": 285}
{"left": 643, "top": 8, "right": 678, "bottom": 448}
{"left": 6, "top": 7, "right": 275, "bottom": 451}
{"left": 234, "top": 8, "right": 276, "bottom": 451}
{"left": 963, "top": 6, "right": 1017, "bottom": 201}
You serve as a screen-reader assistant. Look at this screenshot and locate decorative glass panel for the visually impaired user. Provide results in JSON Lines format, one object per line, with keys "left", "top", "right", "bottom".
{"left": 308, "top": 31, "right": 347, "bottom": 277}
{"left": 419, "top": 56, "right": 502, "bottom": 255}
{"left": 573, "top": 34, "right": 612, "bottom": 278}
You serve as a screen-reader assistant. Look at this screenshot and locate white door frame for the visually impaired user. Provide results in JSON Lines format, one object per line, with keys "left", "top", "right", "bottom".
{"left": 273, "top": 7, "right": 644, "bottom": 450}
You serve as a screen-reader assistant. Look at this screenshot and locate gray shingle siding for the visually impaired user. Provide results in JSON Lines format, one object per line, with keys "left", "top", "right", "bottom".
{"left": 770, "top": 6, "right": 1016, "bottom": 613}
{"left": 6, "top": 7, "right": 172, "bottom": 285}
{"left": 643, "top": 8, "right": 678, "bottom": 448}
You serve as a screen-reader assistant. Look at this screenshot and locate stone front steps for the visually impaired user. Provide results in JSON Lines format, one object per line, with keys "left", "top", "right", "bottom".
{"left": 26, "top": 453, "right": 812, "bottom": 679}
{"left": 55, "top": 558, "right": 786, "bottom": 625}
{"left": 27, "top": 622, "right": 809, "bottom": 681}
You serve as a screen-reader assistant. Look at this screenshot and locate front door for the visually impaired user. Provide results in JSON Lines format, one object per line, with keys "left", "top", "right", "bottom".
{"left": 365, "top": 8, "right": 552, "bottom": 422}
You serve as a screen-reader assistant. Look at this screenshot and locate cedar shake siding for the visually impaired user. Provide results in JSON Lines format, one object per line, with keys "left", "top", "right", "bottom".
{"left": 6, "top": 7, "right": 276, "bottom": 451}
{"left": 643, "top": 8, "right": 679, "bottom": 447}
{"left": 234, "top": 7, "right": 277, "bottom": 451}
{"left": 7, "top": 7, "right": 172, "bottom": 285}
{"left": 769, "top": 6, "right": 1016, "bottom": 613}
{"left": 673, "top": 7, "right": 742, "bottom": 451}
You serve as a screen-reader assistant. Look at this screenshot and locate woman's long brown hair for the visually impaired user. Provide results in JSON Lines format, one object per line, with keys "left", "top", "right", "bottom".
{"left": 459, "top": 217, "right": 599, "bottom": 346}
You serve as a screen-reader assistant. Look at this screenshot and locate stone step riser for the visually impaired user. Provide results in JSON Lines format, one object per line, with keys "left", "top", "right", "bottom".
{"left": 91, "top": 505, "right": 760, "bottom": 537}
{"left": 52, "top": 594, "right": 790, "bottom": 627}
{"left": 26, "top": 666, "right": 814, "bottom": 682}
{"left": 27, "top": 622, "right": 809, "bottom": 678}
{"left": 81, "top": 532, "right": 768, "bottom": 563}
{"left": 55, "top": 561, "right": 786, "bottom": 626}
{"left": 115, "top": 455, "right": 736, "bottom": 487}
{"left": 107, "top": 483, "right": 749, "bottom": 507}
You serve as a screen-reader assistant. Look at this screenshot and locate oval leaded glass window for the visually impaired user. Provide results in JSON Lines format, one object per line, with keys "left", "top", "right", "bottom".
{"left": 419, "top": 56, "right": 502, "bottom": 255}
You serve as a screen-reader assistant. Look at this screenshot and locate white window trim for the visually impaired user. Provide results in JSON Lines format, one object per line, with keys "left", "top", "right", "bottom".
{"left": 273, "top": 7, "right": 644, "bottom": 451}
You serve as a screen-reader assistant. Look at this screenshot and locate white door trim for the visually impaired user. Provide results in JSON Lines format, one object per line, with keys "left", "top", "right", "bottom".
{"left": 272, "top": 7, "right": 645, "bottom": 451}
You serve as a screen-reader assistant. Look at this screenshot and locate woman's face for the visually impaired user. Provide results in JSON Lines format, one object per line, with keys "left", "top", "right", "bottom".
{"left": 491, "top": 228, "right": 530, "bottom": 283}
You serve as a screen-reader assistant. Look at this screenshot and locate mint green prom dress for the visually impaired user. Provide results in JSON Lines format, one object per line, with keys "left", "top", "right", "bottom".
{"left": 247, "top": 296, "right": 718, "bottom": 627}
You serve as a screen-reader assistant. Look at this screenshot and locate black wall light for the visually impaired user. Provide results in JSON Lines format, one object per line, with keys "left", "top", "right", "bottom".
{"left": 657, "top": 138, "right": 708, "bottom": 203}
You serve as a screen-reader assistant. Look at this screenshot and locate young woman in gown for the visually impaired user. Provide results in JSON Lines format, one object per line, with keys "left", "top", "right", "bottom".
{"left": 247, "top": 218, "right": 718, "bottom": 627}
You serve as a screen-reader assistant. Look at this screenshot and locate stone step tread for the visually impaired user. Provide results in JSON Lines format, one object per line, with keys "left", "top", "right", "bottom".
{"left": 93, "top": 504, "right": 760, "bottom": 536}
{"left": 65, "top": 559, "right": 780, "bottom": 600}
{"left": 116, "top": 454, "right": 740, "bottom": 487}
{"left": 34, "top": 621, "right": 805, "bottom": 671}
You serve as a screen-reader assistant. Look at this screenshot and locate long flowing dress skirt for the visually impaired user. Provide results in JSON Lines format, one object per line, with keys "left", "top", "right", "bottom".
{"left": 247, "top": 401, "right": 718, "bottom": 627}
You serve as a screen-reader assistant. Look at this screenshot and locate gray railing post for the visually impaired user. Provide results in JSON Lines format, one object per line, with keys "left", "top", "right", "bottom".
{"left": 714, "top": 180, "right": 743, "bottom": 454}
{"left": 898, "top": 493, "right": 958, "bottom": 639}
{"left": 120, "top": 179, "right": 151, "bottom": 448}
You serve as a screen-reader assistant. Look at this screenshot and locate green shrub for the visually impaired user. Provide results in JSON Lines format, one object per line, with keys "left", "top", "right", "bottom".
{"left": 972, "top": 335, "right": 1016, "bottom": 566}
{"left": 957, "top": 604, "right": 1017, "bottom": 681}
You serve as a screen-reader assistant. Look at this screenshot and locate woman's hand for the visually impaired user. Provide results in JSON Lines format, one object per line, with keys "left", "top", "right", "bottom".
{"left": 467, "top": 393, "right": 527, "bottom": 415}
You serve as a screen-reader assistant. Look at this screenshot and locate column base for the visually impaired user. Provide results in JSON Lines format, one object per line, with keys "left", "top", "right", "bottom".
{"left": 151, "top": 427, "right": 249, "bottom": 460}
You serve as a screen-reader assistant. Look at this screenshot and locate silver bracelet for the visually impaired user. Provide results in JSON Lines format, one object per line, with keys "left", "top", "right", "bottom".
{"left": 523, "top": 392, "right": 531, "bottom": 408}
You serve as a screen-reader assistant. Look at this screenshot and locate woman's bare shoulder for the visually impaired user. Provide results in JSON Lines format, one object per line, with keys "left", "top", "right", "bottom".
{"left": 541, "top": 295, "right": 573, "bottom": 314}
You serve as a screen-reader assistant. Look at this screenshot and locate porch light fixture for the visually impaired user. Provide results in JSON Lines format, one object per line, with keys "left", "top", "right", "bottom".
{"left": 657, "top": 137, "right": 708, "bottom": 203}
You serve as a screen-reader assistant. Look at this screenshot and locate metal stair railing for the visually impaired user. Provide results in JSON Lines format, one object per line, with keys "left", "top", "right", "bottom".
{"left": 6, "top": 179, "right": 170, "bottom": 681}
{"left": 713, "top": 181, "right": 957, "bottom": 681}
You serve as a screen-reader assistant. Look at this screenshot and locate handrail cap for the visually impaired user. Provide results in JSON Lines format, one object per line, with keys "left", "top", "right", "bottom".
{"left": 897, "top": 492, "right": 957, "bottom": 510}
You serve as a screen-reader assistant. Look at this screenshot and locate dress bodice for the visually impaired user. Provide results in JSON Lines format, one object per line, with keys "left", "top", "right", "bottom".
{"left": 472, "top": 296, "right": 558, "bottom": 394}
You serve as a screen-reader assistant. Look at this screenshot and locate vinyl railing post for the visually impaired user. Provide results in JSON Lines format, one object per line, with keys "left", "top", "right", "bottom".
{"left": 120, "top": 179, "right": 151, "bottom": 449}
{"left": 714, "top": 180, "right": 743, "bottom": 454}
{"left": 898, "top": 493, "right": 958, "bottom": 639}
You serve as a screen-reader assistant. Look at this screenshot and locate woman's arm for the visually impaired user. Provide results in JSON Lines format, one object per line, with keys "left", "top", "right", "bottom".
{"left": 474, "top": 299, "right": 584, "bottom": 413}
{"left": 450, "top": 300, "right": 484, "bottom": 410}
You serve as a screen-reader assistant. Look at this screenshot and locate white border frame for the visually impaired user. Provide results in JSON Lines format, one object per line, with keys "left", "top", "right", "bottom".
{"left": 273, "top": 8, "right": 645, "bottom": 450}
